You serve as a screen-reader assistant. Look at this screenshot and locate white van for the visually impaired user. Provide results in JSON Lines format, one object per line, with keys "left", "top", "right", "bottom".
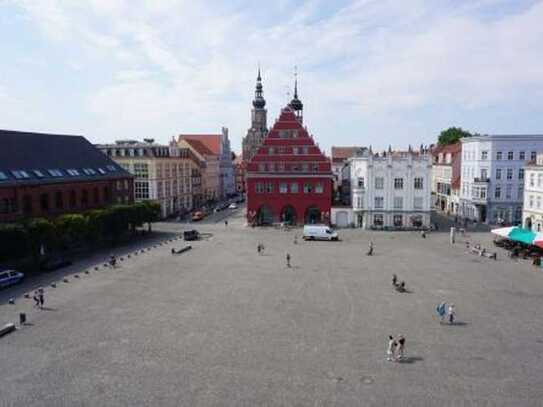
{"left": 303, "top": 225, "right": 339, "bottom": 241}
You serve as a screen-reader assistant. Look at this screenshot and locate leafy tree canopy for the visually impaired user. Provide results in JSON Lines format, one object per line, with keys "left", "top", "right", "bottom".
{"left": 438, "top": 127, "right": 474, "bottom": 145}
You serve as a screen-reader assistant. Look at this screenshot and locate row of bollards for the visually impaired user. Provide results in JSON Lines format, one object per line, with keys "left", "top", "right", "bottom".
{"left": 4, "top": 237, "right": 182, "bottom": 335}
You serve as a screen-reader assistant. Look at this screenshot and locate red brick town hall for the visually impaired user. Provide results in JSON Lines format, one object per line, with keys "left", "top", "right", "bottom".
{"left": 245, "top": 75, "right": 333, "bottom": 226}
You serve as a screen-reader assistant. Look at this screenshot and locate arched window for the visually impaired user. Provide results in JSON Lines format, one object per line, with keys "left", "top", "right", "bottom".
{"left": 69, "top": 191, "right": 77, "bottom": 208}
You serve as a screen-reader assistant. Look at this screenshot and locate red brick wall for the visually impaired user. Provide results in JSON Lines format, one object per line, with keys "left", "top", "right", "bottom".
{"left": 246, "top": 176, "right": 332, "bottom": 225}
{"left": 0, "top": 177, "right": 133, "bottom": 222}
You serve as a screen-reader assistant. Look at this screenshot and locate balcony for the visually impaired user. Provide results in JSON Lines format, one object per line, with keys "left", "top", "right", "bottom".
{"left": 473, "top": 177, "right": 490, "bottom": 183}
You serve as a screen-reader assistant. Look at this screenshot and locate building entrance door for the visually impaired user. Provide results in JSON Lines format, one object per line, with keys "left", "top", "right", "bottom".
{"left": 479, "top": 206, "right": 487, "bottom": 223}
{"left": 280, "top": 206, "right": 297, "bottom": 225}
{"left": 305, "top": 206, "right": 321, "bottom": 224}
{"left": 256, "top": 205, "right": 273, "bottom": 225}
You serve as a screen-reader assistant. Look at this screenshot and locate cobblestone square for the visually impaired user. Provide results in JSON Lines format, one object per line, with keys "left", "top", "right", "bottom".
{"left": 1, "top": 210, "right": 543, "bottom": 406}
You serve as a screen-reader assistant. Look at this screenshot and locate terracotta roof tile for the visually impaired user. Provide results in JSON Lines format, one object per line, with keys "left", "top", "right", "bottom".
{"left": 179, "top": 134, "right": 221, "bottom": 155}
{"left": 182, "top": 139, "right": 215, "bottom": 156}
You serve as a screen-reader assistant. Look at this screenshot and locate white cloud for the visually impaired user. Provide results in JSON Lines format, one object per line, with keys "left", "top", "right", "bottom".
{"left": 11, "top": 0, "right": 543, "bottom": 151}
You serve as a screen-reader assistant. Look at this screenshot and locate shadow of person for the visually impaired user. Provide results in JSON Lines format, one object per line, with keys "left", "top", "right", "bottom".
{"left": 397, "top": 356, "right": 424, "bottom": 364}
{"left": 40, "top": 307, "right": 58, "bottom": 311}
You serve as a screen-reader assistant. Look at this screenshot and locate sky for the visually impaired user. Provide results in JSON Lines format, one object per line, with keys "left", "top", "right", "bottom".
{"left": 1, "top": 0, "right": 543, "bottom": 155}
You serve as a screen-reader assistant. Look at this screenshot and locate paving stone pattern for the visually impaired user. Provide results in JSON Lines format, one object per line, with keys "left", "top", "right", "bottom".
{"left": 1, "top": 210, "right": 543, "bottom": 406}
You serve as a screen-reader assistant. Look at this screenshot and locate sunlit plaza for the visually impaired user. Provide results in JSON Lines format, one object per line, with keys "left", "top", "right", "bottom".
{"left": 2, "top": 210, "right": 543, "bottom": 406}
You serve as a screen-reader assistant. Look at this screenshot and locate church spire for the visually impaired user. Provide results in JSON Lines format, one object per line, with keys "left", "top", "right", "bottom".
{"left": 253, "top": 66, "right": 266, "bottom": 109}
{"left": 289, "top": 66, "right": 303, "bottom": 112}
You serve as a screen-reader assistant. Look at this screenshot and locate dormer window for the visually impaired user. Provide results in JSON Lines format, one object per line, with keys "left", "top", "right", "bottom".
{"left": 48, "top": 169, "right": 63, "bottom": 177}
{"left": 33, "top": 170, "right": 46, "bottom": 178}
{"left": 66, "top": 169, "right": 80, "bottom": 176}
{"left": 106, "top": 165, "right": 117, "bottom": 172}
{"left": 97, "top": 168, "right": 107, "bottom": 175}
{"left": 11, "top": 170, "right": 30, "bottom": 179}
{"left": 0, "top": 171, "right": 8, "bottom": 180}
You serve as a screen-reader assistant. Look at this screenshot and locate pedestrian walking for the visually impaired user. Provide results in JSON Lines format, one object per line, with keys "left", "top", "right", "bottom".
{"left": 437, "top": 302, "right": 447, "bottom": 323}
{"left": 293, "top": 234, "right": 298, "bottom": 245}
{"left": 286, "top": 253, "right": 291, "bottom": 268}
{"left": 421, "top": 230, "right": 426, "bottom": 238}
{"left": 257, "top": 243, "right": 261, "bottom": 255}
{"left": 396, "top": 335, "right": 406, "bottom": 360}
{"left": 392, "top": 274, "right": 398, "bottom": 287}
{"left": 38, "top": 287, "right": 44, "bottom": 309}
{"left": 448, "top": 303, "right": 456, "bottom": 324}
{"left": 33, "top": 291, "right": 40, "bottom": 308}
{"left": 224, "top": 220, "right": 228, "bottom": 227}
{"left": 387, "top": 335, "right": 396, "bottom": 362}
{"left": 367, "top": 241, "right": 374, "bottom": 256}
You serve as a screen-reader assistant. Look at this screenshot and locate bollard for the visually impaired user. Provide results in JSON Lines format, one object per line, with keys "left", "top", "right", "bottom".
{"left": 84, "top": 270, "right": 90, "bottom": 274}
{"left": 8, "top": 298, "right": 15, "bottom": 305}
{"left": 95, "top": 267, "right": 99, "bottom": 271}
{"left": 74, "top": 275, "right": 80, "bottom": 278}
{"left": 19, "top": 313, "right": 26, "bottom": 325}
{"left": 127, "top": 255, "right": 131, "bottom": 258}
{"left": 63, "top": 278, "right": 69, "bottom": 283}
{"left": 51, "top": 283, "right": 56, "bottom": 288}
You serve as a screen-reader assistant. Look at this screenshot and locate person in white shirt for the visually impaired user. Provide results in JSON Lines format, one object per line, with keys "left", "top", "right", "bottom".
{"left": 387, "top": 335, "right": 396, "bottom": 361}
{"left": 448, "top": 303, "right": 456, "bottom": 324}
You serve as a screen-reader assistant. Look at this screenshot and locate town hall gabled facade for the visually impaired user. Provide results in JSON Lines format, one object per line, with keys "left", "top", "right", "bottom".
{"left": 246, "top": 83, "right": 333, "bottom": 226}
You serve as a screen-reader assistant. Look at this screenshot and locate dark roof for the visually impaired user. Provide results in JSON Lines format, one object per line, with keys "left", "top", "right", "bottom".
{"left": 0, "top": 129, "right": 132, "bottom": 187}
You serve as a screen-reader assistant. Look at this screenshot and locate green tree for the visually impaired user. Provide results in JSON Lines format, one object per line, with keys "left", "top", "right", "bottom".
{"left": 25, "top": 218, "right": 56, "bottom": 267}
{"left": 102, "top": 205, "right": 131, "bottom": 244}
{"left": 86, "top": 209, "right": 107, "bottom": 247}
{"left": 0, "top": 224, "right": 28, "bottom": 261}
{"left": 140, "top": 201, "right": 161, "bottom": 232}
{"left": 438, "top": 127, "right": 473, "bottom": 145}
{"left": 56, "top": 214, "right": 88, "bottom": 248}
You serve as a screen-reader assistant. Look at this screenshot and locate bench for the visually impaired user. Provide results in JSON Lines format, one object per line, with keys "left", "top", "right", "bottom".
{"left": 0, "top": 323, "right": 16, "bottom": 337}
{"left": 171, "top": 245, "right": 192, "bottom": 255}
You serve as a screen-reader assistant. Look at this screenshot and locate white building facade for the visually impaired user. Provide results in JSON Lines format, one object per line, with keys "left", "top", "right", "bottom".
{"left": 218, "top": 127, "right": 236, "bottom": 198}
{"left": 459, "top": 135, "right": 543, "bottom": 224}
{"left": 523, "top": 153, "right": 543, "bottom": 232}
{"left": 350, "top": 151, "right": 432, "bottom": 229}
{"left": 431, "top": 143, "right": 461, "bottom": 215}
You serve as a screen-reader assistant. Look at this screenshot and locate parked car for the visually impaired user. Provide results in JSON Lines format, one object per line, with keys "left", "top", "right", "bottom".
{"left": 303, "top": 225, "right": 339, "bottom": 241}
{"left": 0, "top": 270, "right": 24, "bottom": 288}
{"left": 192, "top": 211, "right": 205, "bottom": 221}
{"left": 40, "top": 257, "right": 73, "bottom": 272}
{"left": 183, "top": 229, "right": 200, "bottom": 241}
{"left": 228, "top": 203, "right": 237, "bottom": 209}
